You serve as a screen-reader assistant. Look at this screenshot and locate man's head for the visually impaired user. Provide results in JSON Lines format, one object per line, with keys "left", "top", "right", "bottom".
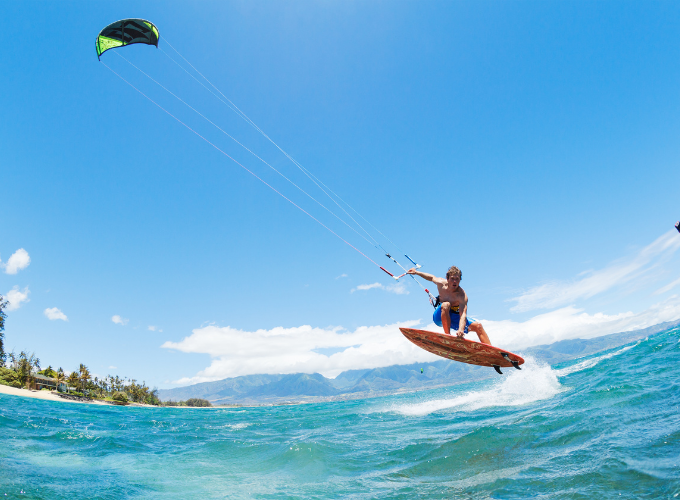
{"left": 446, "top": 266, "right": 462, "bottom": 281}
{"left": 446, "top": 266, "right": 462, "bottom": 289}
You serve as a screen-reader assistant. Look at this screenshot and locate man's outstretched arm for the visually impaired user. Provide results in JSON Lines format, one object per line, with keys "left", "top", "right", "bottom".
{"left": 407, "top": 268, "right": 445, "bottom": 285}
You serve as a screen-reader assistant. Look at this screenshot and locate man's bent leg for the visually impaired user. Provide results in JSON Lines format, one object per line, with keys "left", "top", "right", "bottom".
{"left": 469, "top": 322, "right": 491, "bottom": 345}
{"left": 441, "top": 302, "right": 451, "bottom": 335}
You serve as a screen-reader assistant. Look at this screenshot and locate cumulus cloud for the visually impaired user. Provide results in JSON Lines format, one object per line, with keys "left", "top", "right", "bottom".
{"left": 109, "top": 366, "right": 117, "bottom": 370}
{"left": 486, "top": 294, "right": 680, "bottom": 351}
{"left": 162, "top": 320, "right": 437, "bottom": 385}
{"left": 335, "top": 273, "right": 348, "bottom": 279}
{"left": 508, "top": 230, "right": 680, "bottom": 312}
{"left": 4, "top": 286, "right": 30, "bottom": 311}
{"left": 163, "top": 293, "right": 680, "bottom": 386}
{"left": 112, "top": 315, "right": 129, "bottom": 326}
{"left": 351, "top": 282, "right": 409, "bottom": 295}
{"left": 1, "top": 248, "right": 31, "bottom": 275}
{"left": 148, "top": 325, "right": 163, "bottom": 332}
{"left": 44, "top": 307, "right": 68, "bottom": 321}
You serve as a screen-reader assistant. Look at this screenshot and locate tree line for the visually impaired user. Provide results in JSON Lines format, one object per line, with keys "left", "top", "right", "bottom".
{"left": 0, "top": 295, "right": 213, "bottom": 407}
{"left": 0, "top": 350, "right": 163, "bottom": 405}
{"left": 0, "top": 294, "right": 162, "bottom": 405}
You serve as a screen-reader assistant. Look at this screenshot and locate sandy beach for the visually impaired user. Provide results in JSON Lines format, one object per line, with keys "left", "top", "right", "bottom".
{"left": 0, "top": 384, "right": 241, "bottom": 408}
{"left": 0, "top": 384, "right": 150, "bottom": 407}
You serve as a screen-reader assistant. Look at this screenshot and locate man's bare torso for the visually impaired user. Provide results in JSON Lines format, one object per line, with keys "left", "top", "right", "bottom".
{"left": 437, "top": 283, "right": 467, "bottom": 310}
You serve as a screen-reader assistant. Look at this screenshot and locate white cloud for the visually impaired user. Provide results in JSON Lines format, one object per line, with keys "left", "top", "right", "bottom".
{"left": 654, "top": 276, "right": 680, "bottom": 295}
{"left": 44, "top": 307, "right": 68, "bottom": 321}
{"left": 482, "top": 294, "right": 680, "bottom": 351}
{"left": 163, "top": 293, "right": 680, "bottom": 386}
{"left": 111, "top": 315, "right": 129, "bottom": 326}
{"left": 335, "top": 273, "right": 348, "bottom": 279}
{"left": 509, "top": 230, "right": 680, "bottom": 312}
{"left": 351, "top": 282, "right": 409, "bottom": 295}
{"left": 1, "top": 248, "right": 31, "bottom": 275}
{"left": 108, "top": 366, "right": 117, "bottom": 370}
{"left": 352, "top": 282, "right": 382, "bottom": 292}
{"left": 5, "top": 286, "right": 30, "bottom": 311}
{"left": 148, "top": 325, "right": 163, "bottom": 332}
{"left": 162, "top": 320, "right": 437, "bottom": 384}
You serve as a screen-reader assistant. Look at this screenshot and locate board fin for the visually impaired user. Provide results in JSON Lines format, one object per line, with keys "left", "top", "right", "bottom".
{"left": 501, "top": 352, "right": 521, "bottom": 370}
{"left": 492, "top": 365, "right": 503, "bottom": 375}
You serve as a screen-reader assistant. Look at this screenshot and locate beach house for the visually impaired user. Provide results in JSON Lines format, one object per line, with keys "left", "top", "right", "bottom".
{"left": 33, "top": 374, "right": 69, "bottom": 392}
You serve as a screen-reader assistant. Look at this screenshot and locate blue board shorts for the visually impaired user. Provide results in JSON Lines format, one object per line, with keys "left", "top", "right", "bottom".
{"left": 433, "top": 304, "right": 476, "bottom": 333}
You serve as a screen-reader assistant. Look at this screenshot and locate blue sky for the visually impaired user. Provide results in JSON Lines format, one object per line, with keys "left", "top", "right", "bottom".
{"left": 2, "top": 1, "right": 680, "bottom": 387}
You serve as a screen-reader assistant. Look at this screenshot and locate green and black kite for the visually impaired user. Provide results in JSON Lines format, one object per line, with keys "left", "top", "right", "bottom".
{"left": 96, "top": 19, "right": 159, "bottom": 60}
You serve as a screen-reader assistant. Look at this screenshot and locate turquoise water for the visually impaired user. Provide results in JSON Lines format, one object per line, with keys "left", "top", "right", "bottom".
{"left": 1, "top": 328, "right": 679, "bottom": 499}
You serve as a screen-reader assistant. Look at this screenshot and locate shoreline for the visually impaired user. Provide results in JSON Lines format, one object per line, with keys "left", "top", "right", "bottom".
{"left": 0, "top": 384, "right": 241, "bottom": 408}
{"left": 0, "top": 384, "right": 117, "bottom": 405}
{"left": 0, "top": 384, "right": 157, "bottom": 407}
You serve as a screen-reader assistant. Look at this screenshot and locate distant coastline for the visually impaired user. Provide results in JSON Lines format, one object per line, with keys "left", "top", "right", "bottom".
{"left": 0, "top": 384, "right": 246, "bottom": 408}
{"left": 0, "top": 384, "right": 155, "bottom": 407}
{"left": 3, "top": 320, "right": 678, "bottom": 409}
{"left": 158, "top": 320, "right": 680, "bottom": 406}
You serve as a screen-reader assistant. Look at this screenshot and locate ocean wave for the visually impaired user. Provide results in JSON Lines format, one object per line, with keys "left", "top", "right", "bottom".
{"left": 202, "top": 422, "right": 251, "bottom": 431}
{"left": 555, "top": 341, "right": 641, "bottom": 377}
{"left": 389, "top": 357, "right": 563, "bottom": 417}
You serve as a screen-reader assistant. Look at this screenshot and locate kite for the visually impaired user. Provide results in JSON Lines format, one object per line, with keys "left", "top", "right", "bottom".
{"left": 96, "top": 19, "right": 159, "bottom": 60}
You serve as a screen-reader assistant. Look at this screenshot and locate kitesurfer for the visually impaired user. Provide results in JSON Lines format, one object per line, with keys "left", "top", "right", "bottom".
{"left": 407, "top": 266, "right": 491, "bottom": 345}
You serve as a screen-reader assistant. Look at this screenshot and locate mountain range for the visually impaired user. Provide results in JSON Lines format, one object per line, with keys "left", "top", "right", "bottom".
{"left": 158, "top": 320, "right": 680, "bottom": 405}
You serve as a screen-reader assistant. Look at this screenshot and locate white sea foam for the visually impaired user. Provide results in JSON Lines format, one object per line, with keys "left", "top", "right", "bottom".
{"left": 555, "top": 342, "right": 640, "bottom": 377}
{"left": 384, "top": 340, "right": 644, "bottom": 417}
{"left": 391, "top": 357, "right": 562, "bottom": 417}
{"left": 205, "top": 422, "right": 251, "bottom": 431}
{"left": 228, "top": 423, "right": 250, "bottom": 430}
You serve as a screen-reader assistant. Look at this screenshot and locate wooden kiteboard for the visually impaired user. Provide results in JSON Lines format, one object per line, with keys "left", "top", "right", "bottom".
{"left": 399, "top": 327, "right": 525, "bottom": 374}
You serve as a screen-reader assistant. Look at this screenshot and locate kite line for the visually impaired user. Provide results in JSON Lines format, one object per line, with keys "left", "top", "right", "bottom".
{"left": 95, "top": 18, "right": 438, "bottom": 304}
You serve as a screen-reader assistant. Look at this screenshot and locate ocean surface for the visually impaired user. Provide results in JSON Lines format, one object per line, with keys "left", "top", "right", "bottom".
{"left": 1, "top": 327, "right": 679, "bottom": 499}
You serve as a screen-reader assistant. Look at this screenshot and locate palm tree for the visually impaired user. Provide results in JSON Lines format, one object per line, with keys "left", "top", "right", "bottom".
{"left": 7, "top": 351, "right": 16, "bottom": 370}
{"left": 79, "top": 364, "right": 91, "bottom": 396}
{"left": 0, "top": 294, "right": 7, "bottom": 364}
{"left": 67, "top": 371, "right": 79, "bottom": 393}
{"left": 16, "top": 351, "right": 40, "bottom": 389}
{"left": 55, "top": 368, "right": 65, "bottom": 392}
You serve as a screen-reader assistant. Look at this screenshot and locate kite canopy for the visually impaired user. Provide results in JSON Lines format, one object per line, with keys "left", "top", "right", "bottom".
{"left": 96, "top": 19, "right": 159, "bottom": 60}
